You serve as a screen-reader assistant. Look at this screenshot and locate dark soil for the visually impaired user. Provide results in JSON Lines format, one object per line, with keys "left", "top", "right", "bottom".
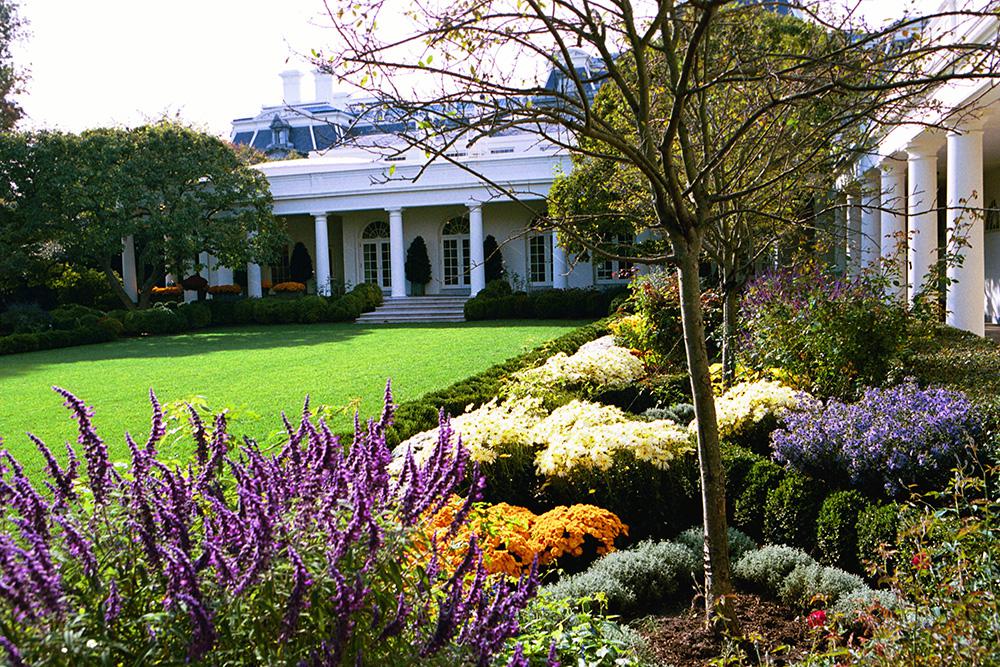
{"left": 637, "top": 593, "right": 809, "bottom": 666}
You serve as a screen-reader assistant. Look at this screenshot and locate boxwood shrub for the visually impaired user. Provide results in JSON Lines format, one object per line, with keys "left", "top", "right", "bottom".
{"left": 464, "top": 286, "right": 625, "bottom": 321}
{"left": 856, "top": 501, "right": 899, "bottom": 571}
{"left": 176, "top": 302, "right": 212, "bottom": 329}
{"left": 123, "top": 308, "right": 186, "bottom": 335}
{"left": 763, "top": 472, "right": 824, "bottom": 551}
{"left": 816, "top": 490, "right": 868, "bottom": 571}
{"left": 732, "top": 458, "right": 786, "bottom": 541}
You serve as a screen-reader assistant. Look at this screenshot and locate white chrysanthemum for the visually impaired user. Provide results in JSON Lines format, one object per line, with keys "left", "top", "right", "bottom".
{"left": 709, "top": 380, "right": 803, "bottom": 439}
{"left": 507, "top": 336, "right": 645, "bottom": 398}
{"left": 531, "top": 400, "right": 694, "bottom": 477}
{"left": 394, "top": 397, "right": 545, "bottom": 471}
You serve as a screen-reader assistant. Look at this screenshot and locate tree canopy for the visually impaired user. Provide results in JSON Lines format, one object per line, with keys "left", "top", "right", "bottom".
{"left": 0, "top": 0, "right": 24, "bottom": 131}
{"left": 0, "top": 122, "right": 286, "bottom": 308}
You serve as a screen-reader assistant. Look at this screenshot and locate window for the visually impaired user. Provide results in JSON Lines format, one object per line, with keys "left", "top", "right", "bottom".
{"left": 442, "top": 215, "right": 471, "bottom": 287}
{"left": 269, "top": 246, "right": 291, "bottom": 284}
{"left": 361, "top": 221, "right": 392, "bottom": 289}
{"left": 595, "top": 234, "right": 634, "bottom": 282}
{"left": 528, "top": 234, "right": 552, "bottom": 284}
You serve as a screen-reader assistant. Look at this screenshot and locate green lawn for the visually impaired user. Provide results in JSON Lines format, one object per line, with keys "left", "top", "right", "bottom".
{"left": 0, "top": 320, "right": 583, "bottom": 475}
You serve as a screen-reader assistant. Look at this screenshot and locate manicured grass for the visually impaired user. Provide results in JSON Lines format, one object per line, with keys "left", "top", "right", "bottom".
{"left": 0, "top": 320, "right": 584, "bottom": 475}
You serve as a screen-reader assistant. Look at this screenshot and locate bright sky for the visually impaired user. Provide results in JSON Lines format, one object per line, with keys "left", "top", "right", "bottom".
{"left": 11, "top": 0, "right": 942, "bottom": 139}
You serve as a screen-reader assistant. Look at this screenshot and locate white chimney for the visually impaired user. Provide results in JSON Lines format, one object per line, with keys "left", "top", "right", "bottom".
{"left": 314, "top": 69, "right": 334, "bottom": 103}
{"left": 280, "top": 70, "right": 303, "bottom": 105}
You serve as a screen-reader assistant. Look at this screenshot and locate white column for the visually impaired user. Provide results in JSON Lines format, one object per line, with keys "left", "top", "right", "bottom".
{"left": 907, "top": 136, "right": 941, "bottom": 304}
{"left": 121, "top": 235, "right": 138, "bottom": 303}
{"left": 205, "top": 254, "right": 219, "bottom": 287}
{"left": 846, "top": 190, "right": 863, "bottom": 277}
{"left": 468, "top": 202, "right": 486, "bottom": 296}
{"left": 880, "top": 158, "right": 908, "bottom": 302}
{"left": 946, "top": 123, "right": 986, "bottom": 336}
{"left": 552, "top": 231, "right": 569, "bottom": 289}
{"left": 313, "top": 212, "right": 331, "bottom": 296}
{"left": 247, "top": 263, "right": 263, "bottom": 298}
{"left": 861, "top": 171, "right": 882, "bottom": 270}
{"left": 387, "top": 207, "right": 406, "bottom": 298}
{"left": 198, "top": 252, "right": 210, "bottom": 279}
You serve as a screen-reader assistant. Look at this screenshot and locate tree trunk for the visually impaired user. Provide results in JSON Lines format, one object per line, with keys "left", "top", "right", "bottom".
{"left": 103, "top": 260, "right": 136, "bottom": 311}
{"left": 675, "top": 237, "right": 737, "bottom": 631}
{"left": 721, "top": 272, "right": 739, "bottom": 386}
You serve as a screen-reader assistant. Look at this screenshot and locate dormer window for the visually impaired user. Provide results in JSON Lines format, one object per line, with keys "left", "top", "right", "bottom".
{"left": 270, "top": 114, "right": 292, "bottom": 147}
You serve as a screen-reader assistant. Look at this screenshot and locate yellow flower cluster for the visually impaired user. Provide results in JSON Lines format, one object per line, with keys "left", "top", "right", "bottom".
{"left": 710, "top": 379, "right": 802, "bottom": 439}
{"left": 418, "top": 498, "right": 628, "bottom": 577}
{"left": 532, "top": 400, "right": 693, "bottom": 477}
{"left": 506, "top": 336, "right": 646, "bottom": 398}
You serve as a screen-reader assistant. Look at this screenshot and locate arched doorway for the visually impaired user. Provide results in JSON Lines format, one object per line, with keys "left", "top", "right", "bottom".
{"left": 442, "top": 215, "right": 470, "bottom": 288}
{"left": 361, "top": 221, "right": 392, "bottom": 290}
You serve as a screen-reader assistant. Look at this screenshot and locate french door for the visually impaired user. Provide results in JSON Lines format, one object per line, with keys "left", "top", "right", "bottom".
{"left": 442, "top": 236, "right": 470, "bottom": 287}
{"left": 362, "top": 240, "right": 392, "bottom": 290}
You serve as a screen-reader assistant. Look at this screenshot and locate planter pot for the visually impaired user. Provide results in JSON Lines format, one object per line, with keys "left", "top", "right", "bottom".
{"left": 411, "top": 282, "right": 427, "bottom": 296}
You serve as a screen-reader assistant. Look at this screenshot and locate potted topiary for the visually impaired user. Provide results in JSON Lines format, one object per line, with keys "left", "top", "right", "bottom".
{"left": 484, "top": 234, "right": 506, "bottom": 284}
{"left": 405, "top": 236, "right": 432, "bottom": 296}
{"left": 289, "top": 242, "right": 314, "bottom": 286}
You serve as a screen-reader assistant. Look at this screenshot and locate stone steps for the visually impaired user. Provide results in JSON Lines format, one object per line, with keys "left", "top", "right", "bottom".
{"left": 355, "top": 295, "right": 469, "bottom": 324}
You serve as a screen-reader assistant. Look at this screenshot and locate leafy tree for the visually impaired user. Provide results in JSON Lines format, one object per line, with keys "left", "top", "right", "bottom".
{"left": 289, "top": 242, "right": 314, "bottom": 284}
{"left": 1, "top": 122, "right": 286, "bottom": 309}
{"left": 405, "top": 235, "right": 432, "bottom": 286}
{"left": 321, "top": 0, "right": 1000, "bottom": 626}
{"left": 0, "top": 0, "right": 25, "bottom": 130}
{"left": 483, "top": 234, "right": 505, "bottom": 283}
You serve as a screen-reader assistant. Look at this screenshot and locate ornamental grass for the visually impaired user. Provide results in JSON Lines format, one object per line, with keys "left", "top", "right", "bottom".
{"left": 0, "top": 383, "right": 538, "bottom": 666}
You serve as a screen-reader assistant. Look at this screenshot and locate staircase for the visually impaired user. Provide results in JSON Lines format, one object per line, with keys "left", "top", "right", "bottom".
{"left": 355, "top": 295, "right": 469, "bottom": 324}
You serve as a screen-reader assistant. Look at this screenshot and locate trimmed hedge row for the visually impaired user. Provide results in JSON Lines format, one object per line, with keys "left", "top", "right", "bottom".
{"left": 464, "top": 286, "right": 626, "bottom": 321}
{"left": 0, "top": 284, "right": 385, "bottom": 355}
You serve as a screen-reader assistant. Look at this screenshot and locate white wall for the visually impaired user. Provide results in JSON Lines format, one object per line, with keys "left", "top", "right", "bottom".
{"left": 982, "top": 166, "right": 1000, "bottom": 323}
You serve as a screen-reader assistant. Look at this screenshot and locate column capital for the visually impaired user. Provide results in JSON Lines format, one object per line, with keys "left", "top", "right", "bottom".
{"left": 466, "top": 200, "right": 483, "bottom": 212}
{"left": 906, "top": 133, "right": 943, "bottom": 159}
{"left": 947, "top": 114, "right": 986, "bottom": 136}
{"left": 385, "top": 206, "right": 404, "bottom": 215}
{"left": 880, "top": 155, "right": 906, "bottom": 177}
{"left": 310, "top": 211, "right": 328, "bottom": 220}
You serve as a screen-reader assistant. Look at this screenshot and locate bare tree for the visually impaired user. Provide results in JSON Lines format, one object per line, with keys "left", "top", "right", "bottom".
{"left": 317, "top": 0, "right": 1000, "bottom": 625}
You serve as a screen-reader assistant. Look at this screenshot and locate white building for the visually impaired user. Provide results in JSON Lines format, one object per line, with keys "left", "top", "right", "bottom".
{"left": 226, "top": 56, "right": 624, "bottom": 303}
{"left": 831, "top": 8, "right": 1000, "bottom": 336}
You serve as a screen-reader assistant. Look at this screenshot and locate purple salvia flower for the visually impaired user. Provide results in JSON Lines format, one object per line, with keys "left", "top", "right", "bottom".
{"left": 104, "top": 578, "right": 121, "bottom": 624}
{"left": 145, "top": 389, "right": 166, "bottom": 457}
{"left": 547, "top": 640, "right": 560, "bottom": 666}
{"left": 54, "top": 515, "right": 97, "bottom": 578}
{"left": 0, "top": 636, "right": 24, "bottom": 667}
{"left": 507, "top": 644, "right": 529, "bottom": 667}
{"left": 176, "top": 592, "right": 216, "bottom": 661}
{"left": 52, "top": 386, "right": 112, "bottom": 504}
{"left": 379, "top": 591, "right": 411, "bottom": 640}
{"left": 281, "top": 545, "right": 313, "bottom": 640}
{"left": 27, "top": 433, "right": 77, "bottom": 506}
{"left": 186, "top": 404, "right": 210, "bottom": 466}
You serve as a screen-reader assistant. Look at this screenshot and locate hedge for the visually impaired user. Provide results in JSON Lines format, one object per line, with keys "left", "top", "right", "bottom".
{"left": 464, "top": 286, "right": 626, "bottom": 321}
{"left": 0, "top": 284, "right": 386, "bottom": 356}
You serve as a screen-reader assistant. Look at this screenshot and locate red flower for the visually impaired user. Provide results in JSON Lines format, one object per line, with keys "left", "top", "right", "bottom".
{"left": 807, "top": 609, "right": 827, "bottom": 629}
{"left": 912, "top": 551, "right": 930, "bottom": 570}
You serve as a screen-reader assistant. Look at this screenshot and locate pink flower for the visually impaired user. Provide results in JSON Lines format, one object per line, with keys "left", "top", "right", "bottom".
{"left": 807, "top": 609, "right": 827, "bottom": 629}
{"left": 912, "top": 551, "right": 930, "bottom": 570}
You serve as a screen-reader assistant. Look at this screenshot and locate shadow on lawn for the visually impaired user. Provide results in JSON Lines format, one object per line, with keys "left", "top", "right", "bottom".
{"left": 0, "top": 319, "right": 587, "bottom": 379}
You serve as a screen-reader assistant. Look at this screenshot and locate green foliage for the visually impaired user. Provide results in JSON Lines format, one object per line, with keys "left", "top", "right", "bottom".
{"left": 0, "top": 320, "right": 117, "bottom": 356}
{"left": 544, "top": 540, "right": 700, "bottom": 618}
{"left": 676, "top": 526, "right": 757, "bottom": 565}
{"left": 464, "top": 287, "right": 623, "bottom": 321}
{"left": 49, "top": 304, "right": 103, "bottom": 330}
{"left": 842, "top": 473, "right": 1000, "bottom": 664}
{"left": 732, "top": 458, "right": 785, "bottom": 540}
{"left": 508, "top": 594, "right": 649, "bottom": 667}
{"left": 404, "top": 236, "right": 432, "bottom": 285}
{"left": 176, "top": 302, "right": 212, "bottom": 329}
{"left": 777, "top": 562, "right": 866, "bottom": 609}
{"left": 740, "top": 268, "right": 909, "bottom": 399}
{"left": 0, "top": 0, "right": 24, "bottom": 130}
{"left": 123, "top": 307, "right": 186, "bottom": 335}
{"left": 816, "top": 490, "right": 868, "bottom": 571}
{"left": 289, "top": 241, "right": 314, "bottom": 284}
{"left": 856, "top": 502, "right": 899, "bottom": 572}
{"left": 733, "top": 545, "right": 815, "bottom": 594}
{"left": 0, "top": 302, "right": 51, "bottom": 334}
{"left": 297, "top": 295, "right": 331, "bottom": 324}
{"left": 0, "top": 123, "right": 284, "bottom": 309}
{"left": 899, "top": 321, "right": 1000, "bottom": 402}
{"left": 764, "top": 472, "right": 824, "bottom": 551}
{"left": 479, "top": 278, "right": 512, "bottom": 299}
{"left": 641, "top": 403, "right": 695, "bottom": 425}
{"left": 47, "top": 264, "right": 119, "bottom": 309}
{"left": 483, "top": 235, "right": 504, "bottom": 283}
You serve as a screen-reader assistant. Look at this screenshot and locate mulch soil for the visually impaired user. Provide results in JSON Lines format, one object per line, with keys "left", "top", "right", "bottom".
{"left": 638, "top": 593, "right": 810, "bottom": 666}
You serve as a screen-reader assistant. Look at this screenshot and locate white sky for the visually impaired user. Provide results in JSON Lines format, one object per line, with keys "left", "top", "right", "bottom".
{"left": 11, "top": 0, "right": 942, "bottom": 139}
